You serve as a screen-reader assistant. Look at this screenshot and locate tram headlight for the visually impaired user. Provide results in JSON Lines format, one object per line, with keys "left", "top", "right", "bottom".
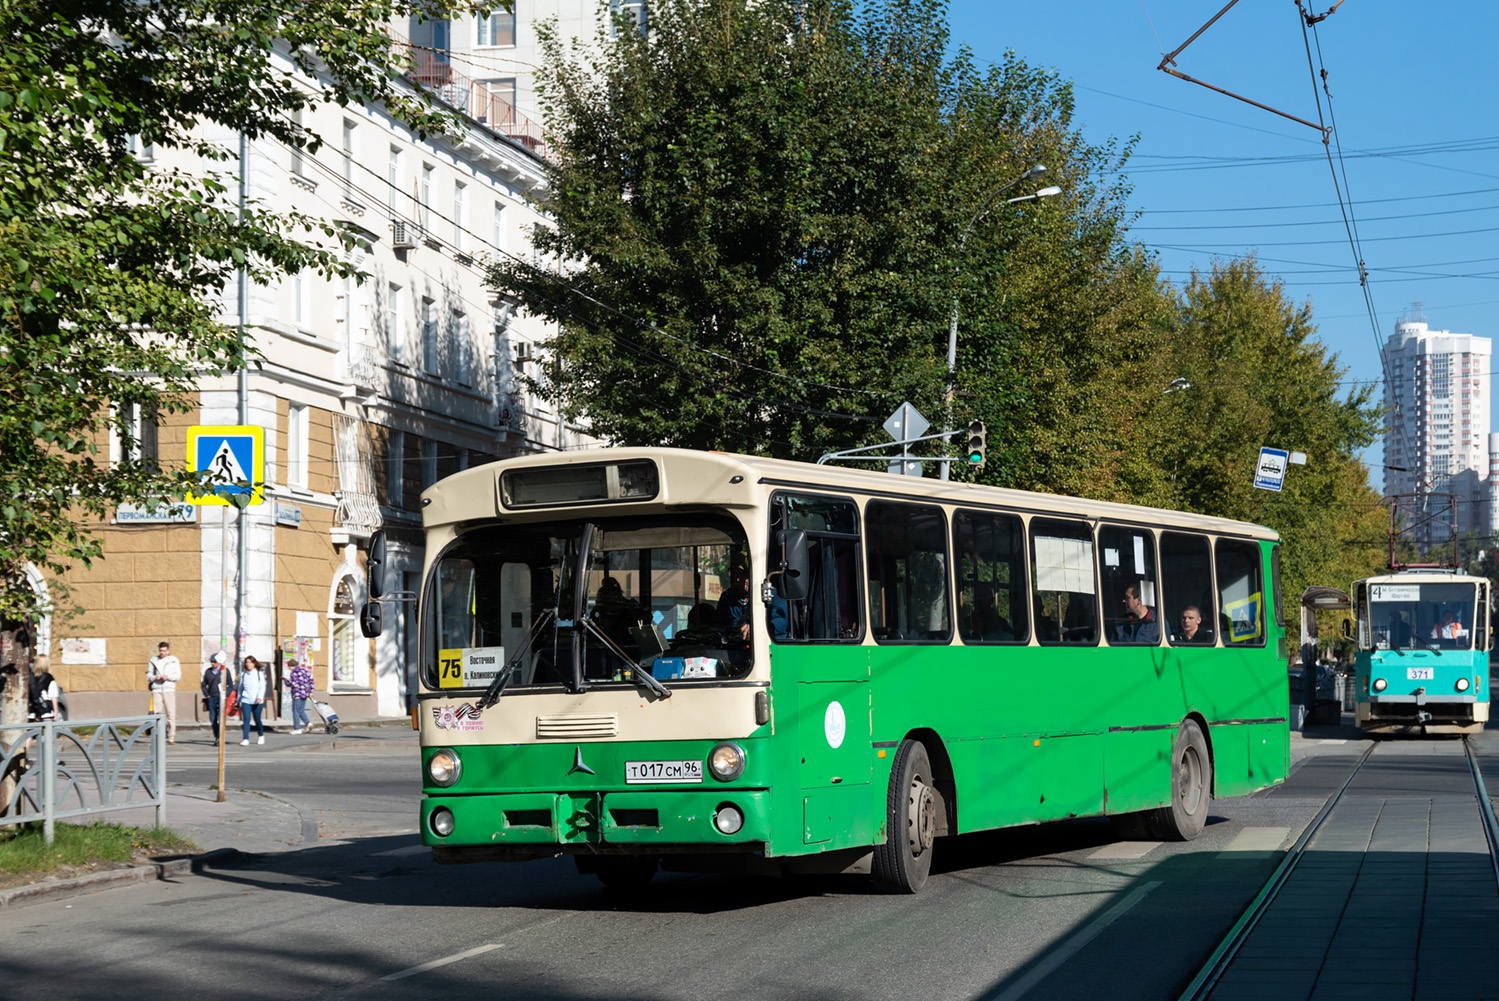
{"left": 428, "top": 748, "right": 462, "bottom": 787}
{"left": 708, "top": 742, "right": 746, "bottom": 781}
{"left": 1372, "top": 677, "right": 1388, "bottom": 693}
{"left": 714, "top": 803, "right": 744, "bottom": 835}
{"left": 1456, "top": 676, "right": 1471, "bottom": 693}
{"left": 430, "top": 807, "right": 455, "bottom": 837}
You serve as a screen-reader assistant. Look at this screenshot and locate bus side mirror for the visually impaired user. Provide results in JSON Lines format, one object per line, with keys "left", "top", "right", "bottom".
{"left": 1341, "top": 618, "right": 1351, "bottom": 640}
{"left": 776, "top": 529, "right": 810, "bottom": 601}
{"left": 367, "top": 530, "right": 387, "bottom": 600}
{"left": 360, "top": 601, "right": 383, "bottom": 638}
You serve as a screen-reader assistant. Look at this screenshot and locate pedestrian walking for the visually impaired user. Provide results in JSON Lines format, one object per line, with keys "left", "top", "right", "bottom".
{"left": 146, "top": 641, "right": 182, "bottom": 744}
{"left": 201, "top": 651, "right": 233, "bottom": 744}
{"left": 288, "top": 658, "right": 314, "bottom": 734}
{"left": 27, "top": 655, "right": 61, "bottom": 722}
{"left": 238, "top": 655, "right": 267, "bottom": 745}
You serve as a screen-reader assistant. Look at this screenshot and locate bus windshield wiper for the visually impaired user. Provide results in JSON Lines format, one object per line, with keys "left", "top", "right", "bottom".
{"left": 476, "top": 608, "right": 555, "bottom": 710}
{"left": 579, "top": 617, "right": 670, "bottom": 700}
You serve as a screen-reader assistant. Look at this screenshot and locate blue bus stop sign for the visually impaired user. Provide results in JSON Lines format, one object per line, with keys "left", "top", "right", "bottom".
{"left": 1253, "top": 447, "right": 1289, "bottom": 492}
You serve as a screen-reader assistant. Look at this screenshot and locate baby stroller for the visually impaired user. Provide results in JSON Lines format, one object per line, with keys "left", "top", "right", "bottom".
{"left": 312, "top": 699, "right": 341, "bottom": 735}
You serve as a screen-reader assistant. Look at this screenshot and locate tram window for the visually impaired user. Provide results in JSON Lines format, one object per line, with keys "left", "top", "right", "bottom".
{"left": 866, "top": 501, "right": 952, "bottom": 643}
{"left": 1216, "top": 539, "right": 1265, "bottom": 647}
{"left": 769, "top": 493, "right": 861, "bottom": 643}
{"left": 954, "top": 510, "right": 1028, "bottom": 644}
{"left": 1030, "top": 518, "right": 1097, "bottom": 646}
{"left": 1099, "top": 525, "right": 1159, "bottom": 645}
{"left": 1161, "top": 532, "right": 1216, "bottom": 646}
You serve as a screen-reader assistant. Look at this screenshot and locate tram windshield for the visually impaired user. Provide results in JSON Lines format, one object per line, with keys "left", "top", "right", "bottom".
{"left": 423, "top": 515, "right": 754, "bottom": 692}
{"left": 1366, "top": 581, "right": 1477, "bottom": 651}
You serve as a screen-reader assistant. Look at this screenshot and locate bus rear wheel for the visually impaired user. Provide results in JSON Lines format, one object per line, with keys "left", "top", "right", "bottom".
{"left": 872, "top": 740, "right": 936, "bottom": 893}
{"left": 1150, "top": 720, "right": 1209, "bottom": 841}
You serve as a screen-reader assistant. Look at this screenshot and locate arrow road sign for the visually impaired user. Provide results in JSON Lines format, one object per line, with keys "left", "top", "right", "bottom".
{"left": 187, "top": 425, "right": 265, "bottom": 506}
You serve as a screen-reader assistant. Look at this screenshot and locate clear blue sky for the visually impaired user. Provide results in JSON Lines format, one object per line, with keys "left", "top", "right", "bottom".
{"left": 947, "top": 0, "right": 1499, "bottom": 472}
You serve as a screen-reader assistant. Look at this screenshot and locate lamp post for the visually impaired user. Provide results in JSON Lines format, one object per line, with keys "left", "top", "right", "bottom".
{"left": 941, "top": 167, "right": 1061, "bottom": 480}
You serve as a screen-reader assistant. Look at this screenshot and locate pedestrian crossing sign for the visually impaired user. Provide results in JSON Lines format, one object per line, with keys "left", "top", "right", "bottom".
{"left": 187, "top": 425, "right": 265, "bottom": 506}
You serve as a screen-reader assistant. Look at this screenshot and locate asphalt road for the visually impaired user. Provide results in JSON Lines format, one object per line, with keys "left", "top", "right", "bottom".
{"left": 0, "top": 724, "right": 1370, "bottom": 1001}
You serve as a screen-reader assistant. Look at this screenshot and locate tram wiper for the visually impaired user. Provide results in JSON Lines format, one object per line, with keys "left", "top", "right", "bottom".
{"left": 578, "top": 617, "right": 671, "bottom": 700}
{"left": 476, "top": 608, "right": 555, "bottom": 711}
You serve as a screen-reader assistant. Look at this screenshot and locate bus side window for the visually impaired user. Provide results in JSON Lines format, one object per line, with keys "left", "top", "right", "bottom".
{"left": 954, "top": 509, "right": 1028, "bottom": 644}
{"left": 866, "top": 501, "right": 952, "bottom": 643}
{"left": 1216, "top": 538, "right": 1266, "bottom": 647}
{"left": 1099, "top": 524, "right": 1159, "bottom": 645}
{"left": 1030, "top": 518, "right": 1097, "bottom": 646}
{"left": 1161, "top": 531, "right": 1216, "bottom": 646}
{"left": 771, "top": 493, "right": 862, "bottom": 643}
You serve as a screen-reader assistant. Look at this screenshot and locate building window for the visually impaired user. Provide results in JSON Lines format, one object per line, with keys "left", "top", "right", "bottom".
{"left": 492, "top": 202, "right": 506, "bottom": 254}
{"left": 113, "top": 402, "right": 159, "bottom": 469}
{"left": 289, "top": 108, "right": 306, "bottom": 177}
{"left": 452, "top": 309, "right": 471, "bottom": 386}
{"left": 422, "top": 297, "right": 438, "bottom": 374}
{"left": 287, "top": 404, "right": 309, "bottom": 489}
{"left": 421, "top": 438, "right": 438, "bottom": 490}
{"left": 385, "top": 283, "right": 405, "bottom": 364}
{"left": 613, "top": 0, "right": 648, "bottom": 35}
{"left": 476, "top": 7, "right": 515, "bottom": 46}
{"left": 453, "top": 181, "right": 468, "bottom": 253}
{"left": 420, "top": 164, "right": 434, "bottom": 232}
{"left": 478, "top": 78, "right": 517, "bottom": 126}
{"left": 387, "top": 146, "right": 401, "bottom": 215}
{"left": 342, "top": 118, "right": 357, "bottom": 197}
{"left": 292, "top": 268, "right": 312, "bottom": 328}
{"left": 387, "top": 430, "right": 404, "bottom": 507}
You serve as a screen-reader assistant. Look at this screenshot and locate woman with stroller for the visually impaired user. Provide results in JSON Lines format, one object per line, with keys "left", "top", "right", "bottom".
{"left": 288, "top": 658, "right": 314, "bottom": 734}
{"left": 238, "top": 655, "right": 268, "bottom": 746}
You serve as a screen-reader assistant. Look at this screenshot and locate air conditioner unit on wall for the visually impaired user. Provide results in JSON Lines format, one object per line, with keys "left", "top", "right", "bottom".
{"left": 390, "top": 220, "right": 417, "bottom": 250}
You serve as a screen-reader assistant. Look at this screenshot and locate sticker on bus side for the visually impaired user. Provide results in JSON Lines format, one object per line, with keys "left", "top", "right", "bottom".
{"left": 1224, "top": 593, "right": 1263, "bottom": 644}
{"left": 433, "top": 702, "right": 485, "bottom": 731}
{"left": 437, "top": 646, "right": 505, "bottom": 688}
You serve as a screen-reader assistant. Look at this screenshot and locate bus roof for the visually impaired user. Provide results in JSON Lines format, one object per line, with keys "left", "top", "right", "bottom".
{"left": 421, "top": 447, "right": 1279, "bottom": 541}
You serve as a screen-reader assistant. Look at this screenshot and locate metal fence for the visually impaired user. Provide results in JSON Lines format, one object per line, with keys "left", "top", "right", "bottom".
{"left": 0, "top": 714, "right": 165, "bottom": 843}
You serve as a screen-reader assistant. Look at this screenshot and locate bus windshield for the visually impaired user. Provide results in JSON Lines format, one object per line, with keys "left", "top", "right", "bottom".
{"left": 424, "top": 515, "right": 754, "bottom": 691}
{"left": 1367, "top": 581, "right": 1477, "bottom": 651}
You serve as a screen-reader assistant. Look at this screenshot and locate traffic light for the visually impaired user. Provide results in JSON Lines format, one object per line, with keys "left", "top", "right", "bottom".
{"left": 966, "top": 419, "right": 986, "bottom": 468}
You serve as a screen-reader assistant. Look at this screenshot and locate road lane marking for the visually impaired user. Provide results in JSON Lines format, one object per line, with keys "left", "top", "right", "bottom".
{"left": 1218, "top": 826, "right": 1288, "bottom": 853}
{"left": 372, "top": 844, "right": 429, "bottom": 857}
{"left": 381, "top": 944, "right": 503, "bottom": 981}
{"left": 987, "top": 881, "right": 1161, "bottom": 1001}
{"left": 1087, "top": 841, "right": 1159, "bottom": 860}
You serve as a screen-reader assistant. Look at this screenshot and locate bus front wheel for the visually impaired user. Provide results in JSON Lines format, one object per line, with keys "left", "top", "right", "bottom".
{"left": 872, "top": 740, "right": 937, "bottom": 893}
{"left": 1150, "top": 720, "right": 1209, "bottom": 841}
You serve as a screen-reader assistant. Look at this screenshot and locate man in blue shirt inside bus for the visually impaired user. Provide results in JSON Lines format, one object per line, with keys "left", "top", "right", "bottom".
{"left": 1116, "top": 582, "right": 1159, "bottom": 644}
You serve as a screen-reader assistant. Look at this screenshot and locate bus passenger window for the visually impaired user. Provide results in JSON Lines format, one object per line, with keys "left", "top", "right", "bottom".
{"left": 955, "top": 510, "right": 1028, "bottom": 643}
{"left": 1216, "top": 539, "right": 1266, "bottom": 647}
{"left": 1030, "top": 518, "right": 1097, "bottom": 646}
{"left": 866, "top": 501, "right": 951, "bottom": 643}
{"left": 770, "top": 493, "right": 862, "bottom": 642}
{"left": 1099, "top": 525, "right": 1159, "bottom": 645}
{"left": 1161, "top": 532, "right": 1216, "bottom": 646}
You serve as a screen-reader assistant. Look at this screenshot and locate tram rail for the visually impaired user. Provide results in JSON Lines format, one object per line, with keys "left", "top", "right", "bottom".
{"left": 1176, "top": 737, "right": 1499, "bottom": 1001}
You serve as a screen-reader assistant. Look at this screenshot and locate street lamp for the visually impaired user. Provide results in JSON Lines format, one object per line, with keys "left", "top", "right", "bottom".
{"left": 941, "top": 167, "right": 1062, "bottom": 480}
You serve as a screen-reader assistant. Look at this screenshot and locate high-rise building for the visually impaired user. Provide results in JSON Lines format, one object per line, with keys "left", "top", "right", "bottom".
{"left": 1382, "top": 309, "right": 1492, "bottom": 549}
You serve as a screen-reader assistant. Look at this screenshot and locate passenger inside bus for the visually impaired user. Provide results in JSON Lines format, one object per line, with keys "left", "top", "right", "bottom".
{"left": 1114, "top": 582, "right": 1159, "bottom": 643}
{"left": 1172, "top": 604, "right": 1214, "bottom": 645}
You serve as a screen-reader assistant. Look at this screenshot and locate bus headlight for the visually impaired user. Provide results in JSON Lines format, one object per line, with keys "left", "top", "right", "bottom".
{"left": 1456, "top": 677, "right": 1471, "bottom": 693}
{"left": 714, "top": 803, "right": 744, "bottom": 834}
{"left": 430, "top": 807, "right": 455, "bottom": 837}
{"left": 1372, "top": 677, "right": 1387, "bottom": 693}
{"left": 428, "top": 748, "right": 462, "bottom": 787}
{"left": 709, "top": 742, "right": 745, "bottom": 781}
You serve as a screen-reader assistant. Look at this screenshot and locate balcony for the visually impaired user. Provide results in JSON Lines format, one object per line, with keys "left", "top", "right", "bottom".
{"left": 401, "top": 45, "right": 552, "bottom": 161}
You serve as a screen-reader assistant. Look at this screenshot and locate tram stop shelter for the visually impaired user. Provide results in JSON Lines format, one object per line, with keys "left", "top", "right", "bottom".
{"left": 1297, "top": 586, "right": 1351, "bottom": 729}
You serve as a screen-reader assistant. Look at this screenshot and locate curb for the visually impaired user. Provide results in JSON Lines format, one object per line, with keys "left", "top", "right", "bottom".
{"left": 0, "top": 847, "right": 245, "bottom": 911}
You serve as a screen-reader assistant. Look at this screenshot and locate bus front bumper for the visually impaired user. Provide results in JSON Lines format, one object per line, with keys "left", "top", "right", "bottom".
{"left": 421, "top": 788, "right": 771, "bottom": 853}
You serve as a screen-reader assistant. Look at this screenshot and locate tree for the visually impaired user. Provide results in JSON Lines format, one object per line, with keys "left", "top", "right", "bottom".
{"left": 0, "top": 0, "right": 477, "bottom": 633}
{"left": 491, "top": 0, "right": 1144, "bottom": 461}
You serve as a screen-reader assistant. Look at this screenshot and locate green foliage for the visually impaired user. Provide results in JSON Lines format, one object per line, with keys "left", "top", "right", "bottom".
{"left": 491, "top": 0, "right": 1139, "bottom": 459}
{"left": 0, "top": 821, "right": 195, "bottom": 875}
{"left": 0, "top": 0, "right": 484, "bottom": 623}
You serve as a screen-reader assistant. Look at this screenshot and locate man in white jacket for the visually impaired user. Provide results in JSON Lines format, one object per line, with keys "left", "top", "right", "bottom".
{"left": 146, "top": 641, "right": 182, "bottom": 744}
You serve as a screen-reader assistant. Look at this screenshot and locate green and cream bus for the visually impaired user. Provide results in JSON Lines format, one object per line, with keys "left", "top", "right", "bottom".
{"left": 369, "top": 448, "right": 1288, "bottom": 892}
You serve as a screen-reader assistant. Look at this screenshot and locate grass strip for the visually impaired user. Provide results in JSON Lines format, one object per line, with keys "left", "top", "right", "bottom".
{"left": 0, "top": 822, "right": 196, "bottom": 875}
